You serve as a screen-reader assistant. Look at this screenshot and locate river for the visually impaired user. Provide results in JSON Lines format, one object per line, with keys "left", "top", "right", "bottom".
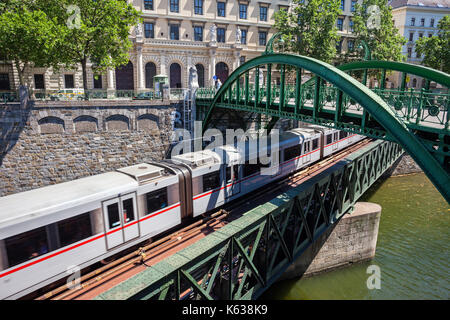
{"left": 262, "top": 173, "right": 449, "bottom": 300}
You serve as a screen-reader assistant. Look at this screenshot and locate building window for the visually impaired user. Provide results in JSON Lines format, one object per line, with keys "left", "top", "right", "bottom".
{"left": 260, "top": 6, "right": 268, "bottom": 21}
{"left": 259, "top": 31, "right": 267, "bottom": 46}
{"left": 144, "top": 22, "right": 154, "bottom": 38}
{"left": 340, "top": 0, "right": 345, "bottom": 11}
{"left": 239, "top": 3, "right": 248, "bottom": 19}
{"left": 145, "top": 62, "right": 157, "bottom": 88}
{"left": 170, "top": 63, "right": 182, "bottom": 88}
{"left": 412, "top": 78, "right": 417, "bottom": 87}
{"left": 170, "top": 24, "right": 179, "bottom": 40}
{"left": 420, "top": 18, "right": 425, "bottom": 26}
{"left": 194, "top": 25, "right": 203, "bottom": 41}
{"left": 0, "top": 73, "right": 10, "bottom": 90}
{"left": 284, "top": 145, "right": 301, "bottom": 161}
{"left": 407, "top": 47, "right": 412, "bottom": 58}
{"left": 430, "top": 18, "right": 434, "bottom": 27}
{"left": 217, "top": 27, "right": 225, "bottom": 43}
{"left": 348, "top": 39, "right": 354, "bottom": 52}
{"left": 65, "top": 74, "right": 74, "bottom": 88}
{"left": 351, "top": 0, "right": 357, "bottom": 12}
{"left": 203, "top": 171, "right": 221, "bottom": 192}
{"left": 194, "top": 0, "right": 203, "bottom": 15}
{"left": 146, "top": 188, "right": 168, "bottom": 214}
{"left": 241, "top": 29, "right": 247, "bottom": 44}
{"left": 419, "top": 32, "right": 423, "bottom": 38}
{"left": 93, "top": 75, "right": 102, "bottom": 89}
{"left": 337, "top": 18, "right": 344, "bottom": 31}
{"left": 170, "top": 0, "right": 179, "bottom": 13}
{"left": 349, "top": 19, "right": 354, "bottom": 32}
{"left": 428, "top": 33, "right": 433, "bottom": 38}
{"left": 144, "top": 0, "right": 153, "bottom": 10}
{"left": 217, "top": 2, "right": 226, "bottom": 17}
{"left": 34, "top": 74, "right": 45, "bottom": 89}
{"left": 240, "top": 56, "right": 246, "bottom": 65}
{"left": 336, "top": 39, "right": 343, "bottom": 53}
{"left": 411, "top": 17, "right": 415, "bottom": 26}
{"left": 409, "top": 32, "right": 414, "bottom": 41}
{"left": 57, "top": 213, "right": 92, "bottom": 247}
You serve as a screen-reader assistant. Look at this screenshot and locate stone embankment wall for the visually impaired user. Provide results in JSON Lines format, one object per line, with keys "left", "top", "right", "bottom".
{"left": 387, "top": 153, "right": 423, "bottom": 176}
{"left": 279, "top": 202, "right": 381, "bottom": 280}
{"left": 0, "top": 100, "right": 180, "bottom": 197}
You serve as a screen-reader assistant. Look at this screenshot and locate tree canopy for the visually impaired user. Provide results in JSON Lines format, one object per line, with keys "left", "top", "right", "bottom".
{"left": 415, "top": 15, "right": 450, "bottom": 74}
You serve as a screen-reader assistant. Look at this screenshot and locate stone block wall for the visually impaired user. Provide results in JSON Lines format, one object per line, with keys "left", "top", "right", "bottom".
{"left": 0, "top": 100, "right": 180, "bottom": 197}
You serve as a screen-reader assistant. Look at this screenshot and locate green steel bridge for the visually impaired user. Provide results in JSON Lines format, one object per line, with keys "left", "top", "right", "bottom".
{"left": 196, "top": 53, "right": 450, "bottom": 203}
{"left": 94, "top": 41, "right": 449, "bottom": 301}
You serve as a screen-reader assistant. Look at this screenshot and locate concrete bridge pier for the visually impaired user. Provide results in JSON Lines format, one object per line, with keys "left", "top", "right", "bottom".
{"left": 279, "top": 202, "right": 382, "bottom": 281}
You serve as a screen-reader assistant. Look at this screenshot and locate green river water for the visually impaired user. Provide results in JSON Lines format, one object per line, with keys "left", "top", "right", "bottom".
{"left": 262, "top": 173, "right": 449, "bottom": 300}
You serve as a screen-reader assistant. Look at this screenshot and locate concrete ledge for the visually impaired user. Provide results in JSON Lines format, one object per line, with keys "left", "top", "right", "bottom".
{"left": 278, "top": 202, "right": 382, "bottom": 281}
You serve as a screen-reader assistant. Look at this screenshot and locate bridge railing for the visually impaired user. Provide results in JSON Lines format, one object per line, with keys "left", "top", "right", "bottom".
{"left": 95, "top": 140, "right": 403, "bottom": 301}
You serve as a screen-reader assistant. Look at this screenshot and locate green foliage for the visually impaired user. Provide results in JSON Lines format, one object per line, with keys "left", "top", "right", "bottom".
{"left": 0, "top": 2, "right": 64, "bottom": 85}
{"left": 415, "top": 16, "right": 450, "bottom": 73}
{"left": 352, "top": 0, "right": 406, "bottom": 62}
{"left": 273, "top": 0, "right": 341, "bottom": 63}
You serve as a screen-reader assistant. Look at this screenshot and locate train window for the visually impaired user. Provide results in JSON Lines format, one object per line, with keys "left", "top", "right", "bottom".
{"left": 334, "top": 132, "right": 339, "bottom": 140}
{"left": 146, "top": 187, "right": 168, "bottom": 214}
{"left": 122, "top": 198, "right": 135, "bottom": 223}
{"left": 5, "top": 226, "right": 49, "bottom": 268}
{"left": 226, "top": 166, "right": 231, "bottom": 182}
{"left": 203, "top": 171, "right": 221, "bottom": 192}
{"left": 243, "top": 162, "right": 260, "bottom": 177}
{"left": 326, "top": 134, "right": 332, "bottom": 145}
{"left": 339, "top": 131, "right": 348, "bottom": 139}
{"left": 107, "top": 203, "right": 120, "bottom": 229}
{"left": 57, "top": 213, "right": 92, "bottom": 247}
{"left": 234, "top": 165, "right": 239, "bottom": 180}
{"left": 284, "top": 145, "right": 301, "bottom": 161}
{"left": 312, "top": 138, "right": 319, "bottom": 150}
{"left": 304, "top": 141, "right": 311, "bottom": 153}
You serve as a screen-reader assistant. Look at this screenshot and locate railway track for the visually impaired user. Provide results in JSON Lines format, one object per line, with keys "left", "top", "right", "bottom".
{"left": 35, "top": 138, "right": 372, "bottom": 300}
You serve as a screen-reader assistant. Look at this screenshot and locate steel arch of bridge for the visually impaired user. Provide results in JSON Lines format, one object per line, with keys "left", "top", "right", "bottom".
{"left": 197, "top": 53, "right": 450, "bottom": 203}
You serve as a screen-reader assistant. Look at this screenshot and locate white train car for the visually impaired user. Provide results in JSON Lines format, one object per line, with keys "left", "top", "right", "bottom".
{"left": 0, "top": 126, "right": 365, "bottom": 299}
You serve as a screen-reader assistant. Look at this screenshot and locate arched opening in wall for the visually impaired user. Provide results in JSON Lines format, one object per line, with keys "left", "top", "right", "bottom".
{"left": 170, "top": 63, "right": 182, "bottom": 88}
{"left": 74, "top": 115, "right": 98, "bottom": 133}
{"left": 195, "top": 64, "right": 205, "bottom": 88}
{"left": 145, "top": 62, "right": 157, "bottom": 89}
{"left": 115, "top": 61, "right": 134, "bottom": 90}
{"left": 38, "top": 116, "right": 65, "bottom": 134}
{"left": 215, "top": 62, "right": 229, "bottom": 84}
{"left": 137, "top": 114, "right": 159, "bottom": 131}
{"left": 105, "top": 114, "right": 130, "bottom": 131}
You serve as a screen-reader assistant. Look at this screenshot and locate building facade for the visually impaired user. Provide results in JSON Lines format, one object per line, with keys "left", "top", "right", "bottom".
{"left": 0, "top": 0, "right": 297, "bottom": 93}
{"left": 390, "top": 0, "right": 450, "bottom": 88}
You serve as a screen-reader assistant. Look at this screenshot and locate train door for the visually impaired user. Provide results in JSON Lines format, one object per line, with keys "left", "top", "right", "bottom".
{"left": 225, "top": 165, "right": 240, "bottom": 198}
{"left": 332, "top": 131, "right": 339, "bottom": 151}
{"left": 102, "top": 193, "right": 139, "bottom": 250}
{"left": 303, "top": 141, "right": 311, "bottom": 164}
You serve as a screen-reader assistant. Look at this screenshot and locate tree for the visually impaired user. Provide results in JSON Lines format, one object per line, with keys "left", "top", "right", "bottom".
{"left": 273, "top": 0, "right": 341, "bottom": 63}
{"left": 40, "top": 0, "right": 141, "bottom": 94}
{"left": 352, "top": 0, "right": 406, "bottom": 62}
{"left": 0, "top": 3, "right": 63, "bottom": 87}
{"left": 415, "top": 16, "right": 450, "bottom": 73}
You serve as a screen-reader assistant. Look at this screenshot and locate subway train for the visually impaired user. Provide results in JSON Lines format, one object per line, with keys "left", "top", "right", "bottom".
{"left": 0, "top": 126, "right": 363, "bottom": 299}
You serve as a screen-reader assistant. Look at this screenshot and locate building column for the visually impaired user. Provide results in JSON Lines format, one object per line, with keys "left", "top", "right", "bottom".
{"left": 160, "top": 54, "right": 167, "bottom": 76}
{"left": 107, "top": 69, "right": 114, "bottom": 89}
{"left": 136, "top": 46, "right": 145, "bottom": 91}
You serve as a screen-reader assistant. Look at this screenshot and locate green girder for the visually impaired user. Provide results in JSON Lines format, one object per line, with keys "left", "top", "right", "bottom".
{"left": 198, "top": 53, "right": 450, "bottom": 203}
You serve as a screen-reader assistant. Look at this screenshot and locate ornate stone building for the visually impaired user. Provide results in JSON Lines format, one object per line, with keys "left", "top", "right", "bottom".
{"left": 0, "top": 0, "right": 296, "bottom": 92}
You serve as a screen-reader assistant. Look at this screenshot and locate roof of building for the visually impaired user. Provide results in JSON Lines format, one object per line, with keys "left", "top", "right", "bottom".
{"left": 390, "top": 0, "right": 450, "bottom": 9}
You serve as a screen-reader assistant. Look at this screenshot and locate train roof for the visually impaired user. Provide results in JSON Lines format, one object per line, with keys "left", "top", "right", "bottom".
{"left": 171, "top": 149, "right": 221, "bottom": 168}
{"left": 0, "top": 172, "right": 137, "bottom": 228}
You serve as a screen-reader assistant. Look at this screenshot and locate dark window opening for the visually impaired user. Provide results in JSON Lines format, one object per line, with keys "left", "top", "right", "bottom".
{"left": 145, "top": 22, "right": 154, "bottom": 38}
{"left": 260, "top": 6, "right": 268, "bottom": 21}
{"left": 65, "top": 74, "right": 74, "bottom": 88}
{"left": 107, "top": 203, "right": 120, "bottom": 229}
{"left": 34, "top": 74, "right": 45, "bottom": 89}
{"left": 144, "top": 0, "right": 154, "bottom": 10}
{"left": 217, "top": 2, "right": 226, "bottom": 17}
{"left": 0, "top": 73, "right": 10, "bottom": 90}
{"left": 203, "top": 171, "right": 221, "bottom": 192}
{"left": 194, "top": 0, "right": 203, "bottom": 15}
{"left": 122, "top": 198, "right": 135, "bottom": 223}
{"left": 339, "top": 131, "right": 348, "bottom": 139}
{"left": 217, "top": 28, "right": 226, "bottom": 43}
{"left": 5, "top": 227, "right": 49, "bottom": 268}
{"left": 146, "top": 188, "right": 168, "bottom": 214}
{"left": 93, "top": 75, "right": 102, "bottom": 89}
{"left": 312, "top": 138, "right": 319, "bottom": 150}
{"left": 58, "top": 213, "right": 92, "bottom": 247}
{"left": 284, "top": 145, "right": 302, "bottom": 161}
{"left": 194, "top": 25, "right": 203, "bottom": 41}
{"left": 170, "top": 0, "right": 179, "bottom": 13}
{"left": 239, "top": 4, "right": 248, "bottom": 19}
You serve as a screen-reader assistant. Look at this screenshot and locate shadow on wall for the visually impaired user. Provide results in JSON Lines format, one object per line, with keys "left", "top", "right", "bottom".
{"left": 0, "top": 87, "right": 33, "bottom": 166}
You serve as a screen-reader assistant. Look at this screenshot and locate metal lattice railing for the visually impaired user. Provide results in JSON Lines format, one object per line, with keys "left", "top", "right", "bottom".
{"left": 95, "top": 140, "right": 403, "bottom": 300}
